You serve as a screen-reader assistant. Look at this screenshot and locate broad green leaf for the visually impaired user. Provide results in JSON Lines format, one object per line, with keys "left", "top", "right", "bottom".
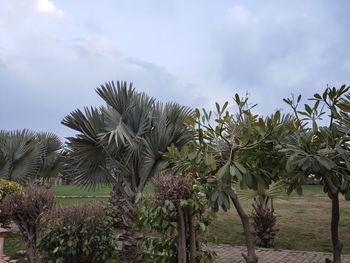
{"left": 216, "top": 164, "right": 229, "bottom": 179}
{"left": 233, "top": 161, "right": 247, "bottom": 174}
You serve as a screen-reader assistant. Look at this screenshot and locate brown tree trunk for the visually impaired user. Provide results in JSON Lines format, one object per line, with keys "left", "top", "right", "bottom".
{"left": 324, "top": 176, "right": 343, "bottom": 263}
{"left": 26, "top": 236, "right": 37, "bottom": 263}
{"left": 230, "top": 193, "right": 258, "bottom": 263}
{"left": 109, "top": 185, "right": 142, "bottom": 263}
{"left": 188, "top": 213, "right": 196, "bottom": 263}
{"left": 176, "top": 203, "right": 187, "bottom": 263}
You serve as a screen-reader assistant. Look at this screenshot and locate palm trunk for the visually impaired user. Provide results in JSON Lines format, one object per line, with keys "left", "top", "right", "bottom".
{"left": 230, "top": 193, "right": 258, "bottom": 263}
{"left": 324, "top": 176, "right": 343, "bottom": 263}
{"left": 109, "top": 185, "right": 141, "bottom": 263}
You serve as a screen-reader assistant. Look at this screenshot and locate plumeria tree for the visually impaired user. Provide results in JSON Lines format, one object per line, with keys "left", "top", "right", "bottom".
{"left": 165, "top": 94, "right": 294, "bottom": 263}
{"left": 281, "top": 85, "right": 350, "bottom": 263}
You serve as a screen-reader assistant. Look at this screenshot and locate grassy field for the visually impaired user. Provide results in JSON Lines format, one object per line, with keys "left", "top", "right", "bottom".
{"left": 4, "top": 185, "right": 350, "bottom": 260}
{"left": 211, "top": 185, "right": 350, "bottom": 253}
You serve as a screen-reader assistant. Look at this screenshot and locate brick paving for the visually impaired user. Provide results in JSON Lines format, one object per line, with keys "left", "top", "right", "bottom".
{"left": 212, "top": 244, "right": 350, "bottom": 263}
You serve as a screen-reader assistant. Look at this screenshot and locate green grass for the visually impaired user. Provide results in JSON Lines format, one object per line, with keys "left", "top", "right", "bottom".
{"left": 211, "top": 185, "right": 350, "bottom": 253}
{"left": 4, "top": 232, "right": 25, "bottom": 261}
{"left": 4, "top": 184, "right": 350, "bottom": 259}
{"left": 51, "top": 185, "right": 112, "bottom": 196}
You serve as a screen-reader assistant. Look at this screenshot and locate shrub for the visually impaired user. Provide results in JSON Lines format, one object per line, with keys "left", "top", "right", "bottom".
{"left": 251, "top": 196, "right": 278, "bottom": 248}
{"left": 138, "top": 175, "right": 217, "bottom": 263}
{"left": 0, "top": 179, "right": 23, "bottom": 226}
{"left": 38, "top": 203, "right": 117, "bottom": 263}
{"left": 2, "top": 188, "right": 55, "bottom": 263}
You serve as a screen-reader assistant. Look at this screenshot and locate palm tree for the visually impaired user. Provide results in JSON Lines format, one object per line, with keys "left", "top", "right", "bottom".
{"left": 0, "top": 130, "right": 63, "bottom": 184}
{"left": 62, "top": 81, "right": 192, "bottom": 261}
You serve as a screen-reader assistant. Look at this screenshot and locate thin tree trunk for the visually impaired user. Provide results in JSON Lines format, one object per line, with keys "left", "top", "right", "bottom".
{"left": 26, "top": 236, "right": 36, "bottom": 263}
{"left": 176, "top": 203, "right": 187, "bottom": 263}
{"left": 188, "top": 213, "right": 196, "bottom": 263}
{"left": 324, "top": 176, "right": 343, "bottom": 263}
{"left": 230, "top": 193, "right": 258, "bottom": 263}
{"left": 330, "top": 194, "right": 343, "bottom": 263}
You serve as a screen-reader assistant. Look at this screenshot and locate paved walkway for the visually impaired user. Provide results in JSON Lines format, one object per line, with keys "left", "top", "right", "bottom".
{"left": 212, "top": 245, "right": 350, "bottom": 263}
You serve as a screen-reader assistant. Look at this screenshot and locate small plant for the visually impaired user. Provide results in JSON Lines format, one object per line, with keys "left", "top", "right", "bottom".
{"left": 0, "top": 179, "right": 23, "bottom": 226}
{"left": 38, "top": 203, "right": 117, "bottom": 263}
{"left": 138, "top": 175, "right": 217, "bottom": 263}
{"left": 2, "top": 188, "right": 55, "bottom": 263}
{"left": 251, "top": 196, "right": 278, "bottom": 248}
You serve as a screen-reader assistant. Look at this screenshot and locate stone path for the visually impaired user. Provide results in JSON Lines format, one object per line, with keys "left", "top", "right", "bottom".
{"left": 212, "top": 245, "right": 350, "bottom": 263}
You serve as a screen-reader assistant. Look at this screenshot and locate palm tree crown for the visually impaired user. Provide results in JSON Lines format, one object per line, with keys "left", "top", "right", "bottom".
{"left": 62, "top": 81, "right": 192, "bottom": 192}
{"left": 0, "top": 130, "right": 63, "bottom": 184}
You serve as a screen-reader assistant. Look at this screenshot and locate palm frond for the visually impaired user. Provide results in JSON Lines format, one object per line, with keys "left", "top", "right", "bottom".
{"left": 63, "top": 81, "right": 192, "bottom": 191}
{"left": 236, "top": 180, "right": 287, "bottom": 201}
{"left": 0, "top": 129, "right": 62, "bottom": 183}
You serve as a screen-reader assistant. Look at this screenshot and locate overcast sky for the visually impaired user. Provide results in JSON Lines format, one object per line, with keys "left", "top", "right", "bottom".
{"left": 1, "top": 0, "right": 349, "bottom": 139}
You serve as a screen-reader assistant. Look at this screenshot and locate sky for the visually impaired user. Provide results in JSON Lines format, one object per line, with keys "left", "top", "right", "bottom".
{"left": 1, "top": 0, "right": 350, "bottom": 139}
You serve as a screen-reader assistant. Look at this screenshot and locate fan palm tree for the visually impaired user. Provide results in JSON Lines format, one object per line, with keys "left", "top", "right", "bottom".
{"left": 0, "top": 130, "right": 63, "bottom": 185}
{"left": 62, "top": 81, "right": 192, "bottom": 261}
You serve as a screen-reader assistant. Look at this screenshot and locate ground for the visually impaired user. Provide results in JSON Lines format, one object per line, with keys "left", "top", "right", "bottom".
{"left": 4, "top": 185, "right": 350, "bottom": 261}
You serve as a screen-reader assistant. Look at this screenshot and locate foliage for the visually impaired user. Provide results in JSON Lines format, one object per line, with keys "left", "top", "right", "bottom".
{"left": 138, "top": 175, "right": 217, "bottom": 263}
{"left": 251, "top": 196, "right": 278, "bottom": 248}
{"left": 236, "top": 180, "right": 287, "bottom": 201}
{"left": 62, "top": 81, "right": 192, "bottom": 191}
{"left": 0, "top": 130, "right": 63, "bottom": 184}
{"left": 2, "top": 188, "right": 55, "bottom": 263}
{"left": 0, "top": 179, "right": 23, "bottom": 226}
{"left": 236, "top": 181, "right": 285, "bottom": 248}
{"left": 166, "top": 95, "right": 293, "bottom": 211}
{"left": 281, "top": 85, "right": 350, "bottom": 193}
{"left": 163, "top": 95, "right": 295, "bottom": 263}
{"left": 281, "top": 84, "right": 350, "bottom": 263}
{"left": 0, "top": 179, "right": 23, "bottom": 199}
{"left": 38, "top": 203, "right": 117, "bottom": 263}
{"left": 62, "top": 81, "right": 192, "bottom": 261}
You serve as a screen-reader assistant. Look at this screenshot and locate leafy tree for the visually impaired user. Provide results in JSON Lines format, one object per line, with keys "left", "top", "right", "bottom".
{"left": 0, "top": 130, "right": 63, "bottom": 184}
{"left": 62, "top": 81, "right": 192, "bottom": 261}
{"left": 282, "top": 85, "right": 350, "bottom": 263}
{"left": 165, "top": 95, "right": 293, "bottom": 263}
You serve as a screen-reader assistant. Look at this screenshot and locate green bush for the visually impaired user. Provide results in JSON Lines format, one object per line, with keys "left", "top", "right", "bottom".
{"left": 38, "top": 203, "right": 117, "bottom": 263}
{"left": 0, "top": 179, "right": 23, "bottom": 226}
{"left": 138, "top": 175, "right": 217, "bottom": 263}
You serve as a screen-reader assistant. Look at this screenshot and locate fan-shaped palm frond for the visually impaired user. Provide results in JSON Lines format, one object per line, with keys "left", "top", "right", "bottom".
{"left": 62, "top": 80, "right": 193, "bottom": 193}
{"left": 0, "top": 129, "right": 63, "bottom": 184}
{"left": 36, "top": 132, "right": 64, "bottom": 179}
{"left": 236, "top": 180, "right": 287, "bottom": 202}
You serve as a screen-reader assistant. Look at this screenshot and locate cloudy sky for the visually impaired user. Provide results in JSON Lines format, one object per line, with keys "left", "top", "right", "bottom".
{"left": 1, "top": 0, "right": 349, "bottom": 139}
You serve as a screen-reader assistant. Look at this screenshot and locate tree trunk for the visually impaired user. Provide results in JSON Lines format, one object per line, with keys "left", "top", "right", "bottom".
{"left": 109, "top": 185, "right": 142, "bottom": 263}
{"left": 176, "top": 203, "right": 187, "bottom": 263}
{"left": 26, "top": 236, "right": 36, "bottom": 263}
{"left": 188, "top": 213, "right": 196, "bottom": 263}
{"left": 230, "top": 193, "right": 258, "bottom": 263}
{"left": 324, "top": 176, "right": 343, "bottom": 263}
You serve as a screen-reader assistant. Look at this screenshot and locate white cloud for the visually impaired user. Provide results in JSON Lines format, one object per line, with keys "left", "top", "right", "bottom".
{"left": 36, "top": 0, "right": 63, "bottom": 15}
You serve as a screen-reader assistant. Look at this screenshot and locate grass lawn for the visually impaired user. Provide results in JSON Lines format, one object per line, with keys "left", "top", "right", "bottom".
{"left": 51, "top": 184, "right": 112, "bottom": 197}
{"left": 211, "top": 185, "right": 350, "bottom": 253}
{"left": 4, "top": 185, "right": 350, "bottom": 260}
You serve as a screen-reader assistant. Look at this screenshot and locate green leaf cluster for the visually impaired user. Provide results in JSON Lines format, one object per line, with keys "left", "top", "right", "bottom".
{"left": 38, "top": 204, "right": 117, "bottom": 263}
